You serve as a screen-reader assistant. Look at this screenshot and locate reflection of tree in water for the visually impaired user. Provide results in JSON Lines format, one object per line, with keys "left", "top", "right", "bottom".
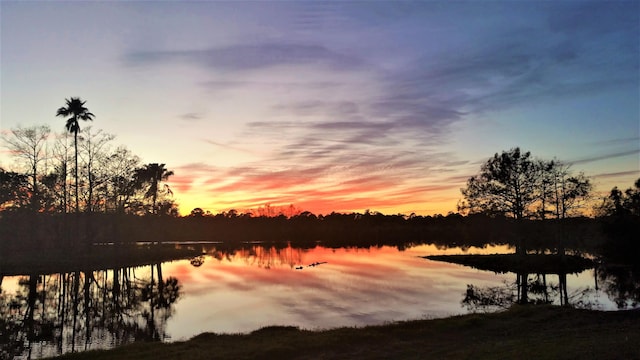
{"left": 463, "top": 283, "right": 515, "bottom": 310}
{"left": 240, "top": 245, "right": 304, "bottom": 269}
{"left": 0, "top": 263, "right": 181, "bottom": 359}
{"left": 463, "top": 272, "right": 593, "bottom": 312}
{"left": 597, "top": 265, "right": 640, "bottom": 309}
{"left": 141, "top": 263, "right": 181, "bottom": 341}
{"left": 200, "top": 244, "right": 304, "bottom": 269}
{"left": 190, "top": 256, "right": 205, "bottom": 267}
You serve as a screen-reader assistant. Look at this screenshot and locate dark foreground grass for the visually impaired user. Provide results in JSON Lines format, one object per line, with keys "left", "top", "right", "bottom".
{"left": 51, "top": 305, "right": 640, "bottom": 360}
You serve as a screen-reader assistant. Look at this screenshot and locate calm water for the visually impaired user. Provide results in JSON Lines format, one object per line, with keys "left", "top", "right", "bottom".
{"left": 0, "top": 244, "right": 628, "bottom": 359}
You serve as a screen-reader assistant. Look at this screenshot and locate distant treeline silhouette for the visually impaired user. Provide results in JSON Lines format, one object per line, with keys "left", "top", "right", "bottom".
{"left": 0, "top": 209, "right": 616, "bottom": 254}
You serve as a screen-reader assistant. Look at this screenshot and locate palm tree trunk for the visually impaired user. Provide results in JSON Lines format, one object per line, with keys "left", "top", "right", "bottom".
{"left": 74, "top": 130, "right": 79, "bottom": 213}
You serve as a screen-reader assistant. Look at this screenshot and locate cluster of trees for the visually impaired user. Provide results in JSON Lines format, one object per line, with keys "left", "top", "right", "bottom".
{"left": 458, "top": 147, "right": 638, "bottom": 223}
{"left": 596, "top": 179, "right": 640, "bottom": 263}
{"left": 458, "top": 147, "right": 592, "bottom": 220}
{"left": 458, "top": 147, "right": 639, "bottom": 257}
{"left": 1, "top": 97, "right": 176, "bottom": 216}
{"left": 597, "top": 179, "right": 640, "bottom": 217}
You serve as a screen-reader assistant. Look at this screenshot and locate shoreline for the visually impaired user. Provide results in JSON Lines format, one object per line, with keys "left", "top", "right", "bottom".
{"left": 51, "top": 305, "right": 640, "bottom": 360}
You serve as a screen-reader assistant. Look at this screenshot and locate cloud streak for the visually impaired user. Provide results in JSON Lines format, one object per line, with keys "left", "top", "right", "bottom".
{"left": 570, "top": 150, "right": 639, "bottom": 165}
{"left": 127, "top": 43, "right": 366, "bottom": 72}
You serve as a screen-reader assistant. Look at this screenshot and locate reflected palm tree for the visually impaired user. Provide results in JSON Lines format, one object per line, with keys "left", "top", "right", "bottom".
{"left": 140, "top": 263, "right": 181, "bottom": 341}
{"left": 55, "top": 98, "right": 95, "bottom": 213}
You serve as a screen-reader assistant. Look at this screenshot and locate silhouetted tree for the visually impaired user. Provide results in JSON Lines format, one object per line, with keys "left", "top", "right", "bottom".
{"left": 50, "top": 131, "right": 74, "bottom": 213}
{"left": 56, "top": 98, "right": 95, "bottom": 213}
{"left": 2, "top": 126, "right": 51, "bottom": 211}
{"left": 0, "top": 168, "right": 29, "bottom": 210}
{"left": 600, "top": 178, "right": 640, "bottom": 217}
{"left": 189, "top": 207, "right": 205, "bottom": 217}
{"left": 460, "top": 148, "right": 539, "bottom": 220}
{"left": 597, "top": 178, "right": 640, "bottom": 263}
{"left": 135, "top": 163, "right": 174, "bottom": 215}
{"left": 105, "top": 146, "right": 140, "bottom": 213}
{"left": 459, "top": 148, "right": 541, "bottom": 254}
{"left": 78, "top": 127, "right": 115, "bottom": 212}
{"left": 538, "top": 160, "right": 591, "bottom": 219}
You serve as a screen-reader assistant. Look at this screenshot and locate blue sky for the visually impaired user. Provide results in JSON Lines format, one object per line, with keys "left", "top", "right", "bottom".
{"left": 1, "top": 1, "right": 638, "bottom": 215}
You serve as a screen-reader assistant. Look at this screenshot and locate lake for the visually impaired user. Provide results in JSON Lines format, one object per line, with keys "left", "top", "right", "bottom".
{"left": 0, "top": 243, "right": 631, "bottom": 359}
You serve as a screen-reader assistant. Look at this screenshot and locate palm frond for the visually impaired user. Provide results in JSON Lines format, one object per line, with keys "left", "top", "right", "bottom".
{"left": 56, "top": 107, "right": 71, "bottom": 117}
{"left": 65, "top": 119, "right": 79, "bottom": 133}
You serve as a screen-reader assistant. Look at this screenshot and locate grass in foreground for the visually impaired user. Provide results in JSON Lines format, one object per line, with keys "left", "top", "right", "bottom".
{"left": 51, "top": 305, "right": 640, "bottom": 360}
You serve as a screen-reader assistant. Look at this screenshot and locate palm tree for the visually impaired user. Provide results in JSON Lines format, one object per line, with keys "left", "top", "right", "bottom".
{"left": 135, "top": 163, "right": 174, "bottom": 214}
{"left": 56, "top": 97, "right": 95, "bottom": 212}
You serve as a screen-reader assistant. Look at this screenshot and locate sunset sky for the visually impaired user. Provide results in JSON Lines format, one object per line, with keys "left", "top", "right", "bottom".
{"left": 1, "top": 1, "right": 638, "bottom": 216}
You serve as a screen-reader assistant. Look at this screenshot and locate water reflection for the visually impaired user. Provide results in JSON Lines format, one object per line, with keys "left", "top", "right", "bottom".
{"left": 1, "top": 244, "right": 637, "bottom": 359}
{"left": 597, "top": 264, "right": 640, "bottom": 309}
{"left": 462, "top": 272, "right": 585, "bottom": 311}
{"left": 0, "top": 264, "right": 180, "bottom": 359}
{"left": 461, "top": 262, "right": 640, "bottom": 313}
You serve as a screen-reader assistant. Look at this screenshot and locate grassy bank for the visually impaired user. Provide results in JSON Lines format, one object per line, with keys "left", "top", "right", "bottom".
{"left": 51, "top": 305, "right": 640, "bottom": 360}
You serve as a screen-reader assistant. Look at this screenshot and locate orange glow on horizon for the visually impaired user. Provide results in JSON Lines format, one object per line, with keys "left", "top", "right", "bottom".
{"left": 170, "top": 168, "right": 464, "bottom": 217}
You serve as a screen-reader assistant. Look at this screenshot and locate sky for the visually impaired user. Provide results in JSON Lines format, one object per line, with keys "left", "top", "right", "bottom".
{"left": 1, "top": 1, "right": 639, "bottom": 216}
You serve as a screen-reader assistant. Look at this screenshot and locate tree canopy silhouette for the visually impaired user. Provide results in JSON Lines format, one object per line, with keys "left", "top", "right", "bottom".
{"left": 459, "top": 147, "right": 539, "bottom": 220}
{"left": 0, "top": 168, "right": 29, "bottom": 209}
{"left": 135, "top": 163, "right": 174, "bottom": 215}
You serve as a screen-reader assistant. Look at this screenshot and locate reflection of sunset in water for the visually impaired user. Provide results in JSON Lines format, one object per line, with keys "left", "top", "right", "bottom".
{"left": 0, "top": 243, "right": 629, "bottom": 358}
{"left": 160, "top": 244, "right": 610, "bottom": 340}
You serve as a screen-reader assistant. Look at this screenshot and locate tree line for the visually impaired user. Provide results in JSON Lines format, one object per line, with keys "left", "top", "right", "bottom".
{"left": 1, "top": 97, "right": 177, "bottom": 216}
{"left": 1, "top": 99, "right": 638, "bottom": 260}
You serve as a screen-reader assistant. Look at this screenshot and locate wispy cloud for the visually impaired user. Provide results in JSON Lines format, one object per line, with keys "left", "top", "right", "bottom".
{"left": 201, "top": 139, "right": 255, "bottom": 155}
{"left": 201, "top": 80, "right": 341, "bottom": 92}
{"left": 127, "top": 43, "right": 366, "bottom": 72}
{"left": 570, "top": 150, "right": 639, "bottom": 165}
{"left": 180, "top": 112, "right": 203, "bottom": 122}
{"left": 591, "top": 137, "right": 640, "bottom": 147}
{"left": 592, "top": 170, "right": 640, "bottom": 180}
